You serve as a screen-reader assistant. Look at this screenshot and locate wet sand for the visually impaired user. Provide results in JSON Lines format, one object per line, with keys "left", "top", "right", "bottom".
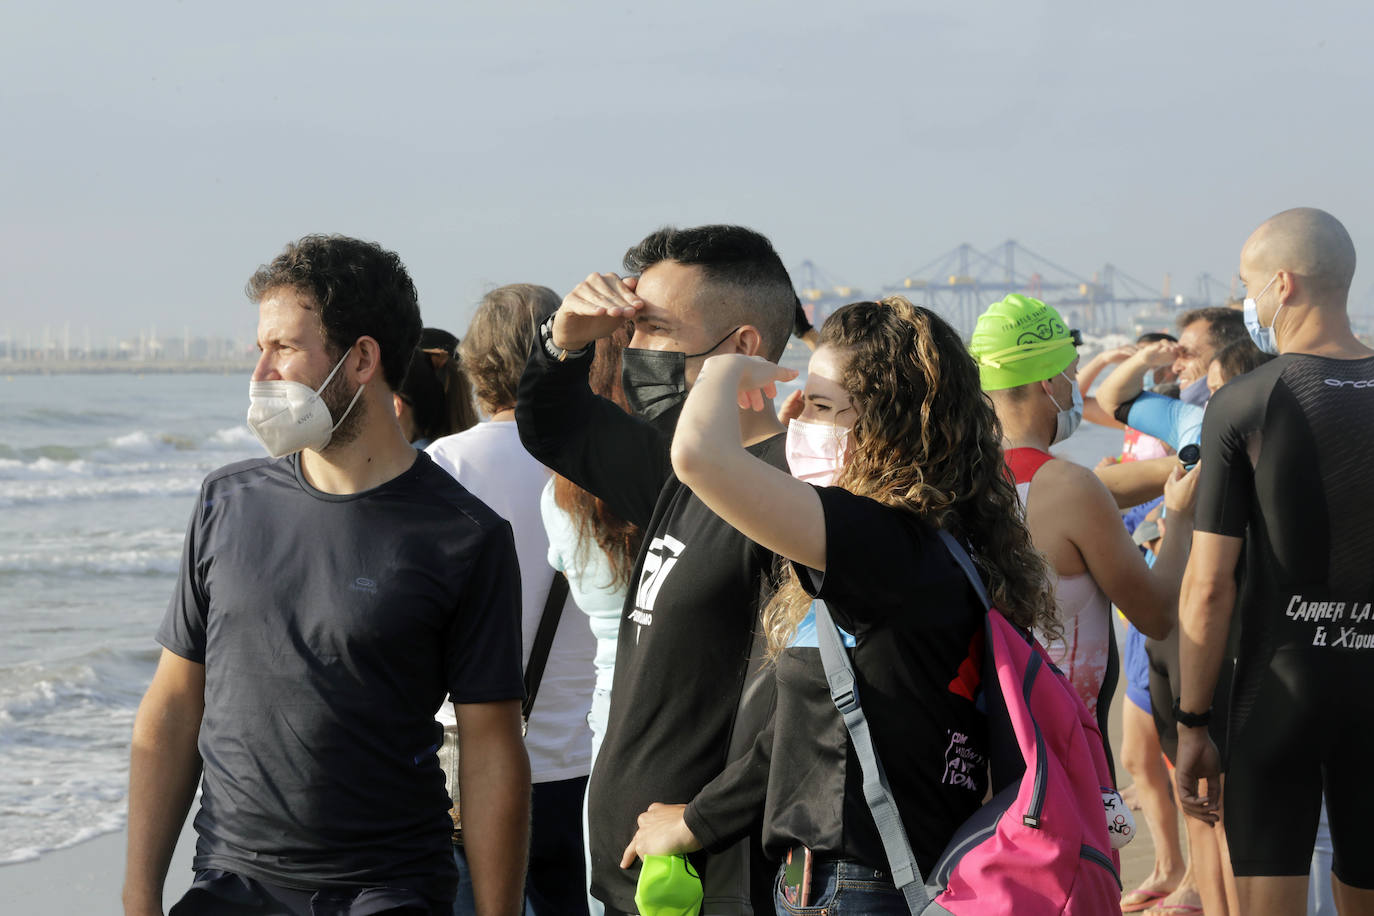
{"left": 0, "top": 820, "right": 196, "bottom": 914}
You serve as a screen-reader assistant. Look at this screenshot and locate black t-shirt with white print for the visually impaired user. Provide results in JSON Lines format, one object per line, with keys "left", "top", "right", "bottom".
{"left": 763, "top": 486, "right": 988, "bottom": 873}
{"left": 516, "top": 341, "right": 783, "bottom": 912}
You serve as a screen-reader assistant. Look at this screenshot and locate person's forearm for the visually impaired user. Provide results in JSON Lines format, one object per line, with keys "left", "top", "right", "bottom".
{"left": 1093, "top": 456, "right": 1172, "bottom": 508}
{"left": 459, "top": 729, "right": 531, "bottom": 916}
{"left": 1096, "top": 355, "right": 1151, "bottom": 417}
{"left": 1083, "top": 396, "right": 1125, "bottom": 430}
{"left": 684, "top": 713, "right": 773, "bottom": 853}
{"left": 1177, "top": 564, "right": 1235, "bottom": 716}
{"left": 671, "top": 360, "right": 751, "bottom": 486}
{"left": 515, "top": 337, "right": 667, "bottom": 528}
{"left": 123, "top": 696, "right": 203, "bottom": 913}
{"left": 1075, "top": 353, "right": 1113, "bottom": 392}
{"left": 515, "top": 335, "right": 598, "bottom": 470}
{"left": 1132, "top": 514, "right": 1192, "bottom": 639}
{"left": 671, "top": 356, "right": 824, "bottom": 568}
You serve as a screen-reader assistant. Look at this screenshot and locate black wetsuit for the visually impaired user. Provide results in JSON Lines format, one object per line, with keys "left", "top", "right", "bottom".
{"left": 1195, "top": 352, "right": 1374, "bottom": 885}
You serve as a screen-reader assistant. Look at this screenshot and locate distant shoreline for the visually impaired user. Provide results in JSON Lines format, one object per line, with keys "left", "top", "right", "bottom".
{"left": 1, "top": 360, "right": 257, "bottom": 376}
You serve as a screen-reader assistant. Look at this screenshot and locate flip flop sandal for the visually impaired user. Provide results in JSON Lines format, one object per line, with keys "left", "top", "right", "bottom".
{"left": 1121, "top": 889, "right": 1170, "bottom": 912}
{"left": 1145, "top": 905, "right": 1204, "bottom": 915}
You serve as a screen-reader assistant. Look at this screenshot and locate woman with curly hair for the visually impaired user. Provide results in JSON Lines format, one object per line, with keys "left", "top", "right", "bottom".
{"left": 621, "top": 297, "right": 1058, "bottom": 913}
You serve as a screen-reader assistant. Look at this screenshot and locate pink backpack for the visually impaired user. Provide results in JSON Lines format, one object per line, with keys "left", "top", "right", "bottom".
{"left": 815, "top": 530, "right": 1121, "bottom": 915}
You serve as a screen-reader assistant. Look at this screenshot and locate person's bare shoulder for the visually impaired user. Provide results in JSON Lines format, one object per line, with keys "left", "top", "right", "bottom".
{"left": 1031, "top": 456, "right": 1114, "bottom": 511}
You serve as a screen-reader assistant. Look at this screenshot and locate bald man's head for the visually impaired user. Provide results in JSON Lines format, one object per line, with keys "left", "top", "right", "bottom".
{"left": 1241, "top": 207, "right": 1356, "bottom": 305}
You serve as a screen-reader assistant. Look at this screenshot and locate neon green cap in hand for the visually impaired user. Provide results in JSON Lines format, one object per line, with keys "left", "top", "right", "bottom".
{"left": 634, "top": 854, "right": 703, "bottom": 916}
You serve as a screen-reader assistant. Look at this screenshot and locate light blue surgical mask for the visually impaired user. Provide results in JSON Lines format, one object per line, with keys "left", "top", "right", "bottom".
{"left": 1243, "top": 273, "right": 1282, "bottom": 355}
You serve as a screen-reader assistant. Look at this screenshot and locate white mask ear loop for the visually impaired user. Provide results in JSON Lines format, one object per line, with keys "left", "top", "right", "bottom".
{"left": 331, "top": 378, "right": 366, "bottom": 433}
{"left": 1268, "top": 298, "right": 1287, "bottom": 349}
{"left": 1044, "top": 378, "right": 1065, "bottom": 413}
{"left": 321, "top": 346, "right": 367, "bottom": 433}
{"left": 315, "top": 348, "right": 352, "bottom": 396}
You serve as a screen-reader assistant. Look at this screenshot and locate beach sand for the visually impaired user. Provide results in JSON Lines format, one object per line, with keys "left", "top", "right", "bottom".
{"left": 0, "top": 821, "right": 196, "bottom": 914}
{"left": 0, "top": 687, "right": 1162, "bottom": 913}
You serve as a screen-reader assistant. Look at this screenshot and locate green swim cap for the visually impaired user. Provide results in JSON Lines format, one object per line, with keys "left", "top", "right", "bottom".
{"left": 969, "top": 294, "right": 1077, "bottom": 391}
{"left": 635, "top": 854, "right": 703, "bottom": 916}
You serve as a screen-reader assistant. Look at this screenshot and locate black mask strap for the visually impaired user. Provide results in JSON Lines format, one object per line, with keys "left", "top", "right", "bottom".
{"left": 685, "top": 327, "right": 741, "bottom": 359}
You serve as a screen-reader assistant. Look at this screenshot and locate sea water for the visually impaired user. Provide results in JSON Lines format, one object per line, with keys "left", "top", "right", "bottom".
{"left": 0, "top": 357, "right": 1126, "bottom": 866}
{"left": 0, "top": 371, "right": 260, "bottom": 864}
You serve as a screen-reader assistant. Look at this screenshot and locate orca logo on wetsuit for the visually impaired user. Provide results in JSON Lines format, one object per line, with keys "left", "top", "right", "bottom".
{"left": 1323, "top": 378, "right": 1374, "bottom": 389}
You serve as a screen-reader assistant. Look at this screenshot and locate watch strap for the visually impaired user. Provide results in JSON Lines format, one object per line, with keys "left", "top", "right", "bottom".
{"left": 539, "top": 315, "right": 589, "bottom": 362}
{"left": 1172, "top": 698, "right": 1213, "bottom": 727}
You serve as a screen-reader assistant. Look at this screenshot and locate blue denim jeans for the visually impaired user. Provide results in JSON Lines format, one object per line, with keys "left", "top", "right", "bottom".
{"left": 773, "top": 859, "right": 907, "bottom": 915}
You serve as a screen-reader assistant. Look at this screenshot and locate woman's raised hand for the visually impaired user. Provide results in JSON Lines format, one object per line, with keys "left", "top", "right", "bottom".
{"left": 699, "top": 354, "right": 799, "bottom": 412}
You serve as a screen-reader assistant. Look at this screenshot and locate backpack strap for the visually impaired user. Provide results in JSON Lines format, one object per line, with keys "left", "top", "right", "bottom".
{"left": 814, "top": 599, "right": 931, "bottom": 913}
{"left": 936, "top": 530, "right": 992, "bottom": 612}
{"left": 522, "top": 571, "right": 570, "bottom": 724}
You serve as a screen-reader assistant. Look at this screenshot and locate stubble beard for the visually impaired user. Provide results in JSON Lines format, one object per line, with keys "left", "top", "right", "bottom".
{"left": 318, "top": 370, "right": 367, "bottom": 451}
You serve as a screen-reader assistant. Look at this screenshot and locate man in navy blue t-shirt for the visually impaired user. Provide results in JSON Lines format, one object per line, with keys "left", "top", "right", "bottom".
{"left": 123, "top": 236, "right": 529, "bottom": 915}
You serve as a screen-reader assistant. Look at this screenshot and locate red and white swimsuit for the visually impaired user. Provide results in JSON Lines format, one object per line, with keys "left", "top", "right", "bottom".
{"left": 1006, "top": 448, "right": 1113, "bottom": 720}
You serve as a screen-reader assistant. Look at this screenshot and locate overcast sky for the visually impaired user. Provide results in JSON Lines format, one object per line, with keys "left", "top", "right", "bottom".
{"left": 1, "top": 0, "right": 1369, "bottom": 344}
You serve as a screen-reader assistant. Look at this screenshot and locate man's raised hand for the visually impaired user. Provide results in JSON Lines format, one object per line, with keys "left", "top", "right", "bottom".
{"left": 552, "top": 273, "right": 644, "bottom": 352}
{"left": 1138, "top": 340, "right": 1183, "bottom": 368}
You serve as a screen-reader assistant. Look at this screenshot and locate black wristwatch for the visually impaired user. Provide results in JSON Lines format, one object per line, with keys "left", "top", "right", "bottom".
{"left": 1171, "top": 698, "right": 1212, "bottom": 727}
{"left": 539, "top": 315, "right": 589, "bottom": 362}
{"left": 1178, "top": 443, "right": 1201, "bottom": 471}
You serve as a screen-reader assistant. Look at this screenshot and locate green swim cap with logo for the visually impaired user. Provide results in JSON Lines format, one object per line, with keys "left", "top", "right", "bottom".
{"left": 969, "top": 294, "right": 1078, "bottom": 391}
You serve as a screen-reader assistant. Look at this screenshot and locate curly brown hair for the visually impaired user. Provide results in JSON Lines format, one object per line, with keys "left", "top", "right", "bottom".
{"left": 764, "top": 296, "right": 1058, "bottom": 654}
{"left": 552, "top": 323, "right": 643, "bottom": 587}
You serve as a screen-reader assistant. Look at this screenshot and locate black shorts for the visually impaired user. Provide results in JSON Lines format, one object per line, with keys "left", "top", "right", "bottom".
{"left": 1224, "top": 646, "right": 1374, "bottom": 887}
{"left": 170, "top": 870, "right": 448, "bottom": 915}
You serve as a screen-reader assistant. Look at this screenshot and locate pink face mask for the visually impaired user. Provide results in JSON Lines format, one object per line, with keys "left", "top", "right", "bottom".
{"left": 785, "top": 417, "right": 851, "bottom": 487}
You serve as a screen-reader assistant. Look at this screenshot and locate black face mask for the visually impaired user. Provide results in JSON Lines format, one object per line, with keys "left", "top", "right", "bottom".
{"left": 620, "top": 327, "right": 740, "bottom": 423}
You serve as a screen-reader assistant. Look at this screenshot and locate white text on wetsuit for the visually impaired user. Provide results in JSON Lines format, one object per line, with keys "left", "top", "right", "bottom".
{"left": 1288, "top": 594, "right": 1374, "bottom": 648}
{"left": 1284, "top": 596, "right": 1373, "bottom": 623}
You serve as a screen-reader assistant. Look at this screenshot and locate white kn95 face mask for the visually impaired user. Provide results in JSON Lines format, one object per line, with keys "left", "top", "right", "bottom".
{"left": 246, "top": 350, "right": 364, "bottom": 458}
